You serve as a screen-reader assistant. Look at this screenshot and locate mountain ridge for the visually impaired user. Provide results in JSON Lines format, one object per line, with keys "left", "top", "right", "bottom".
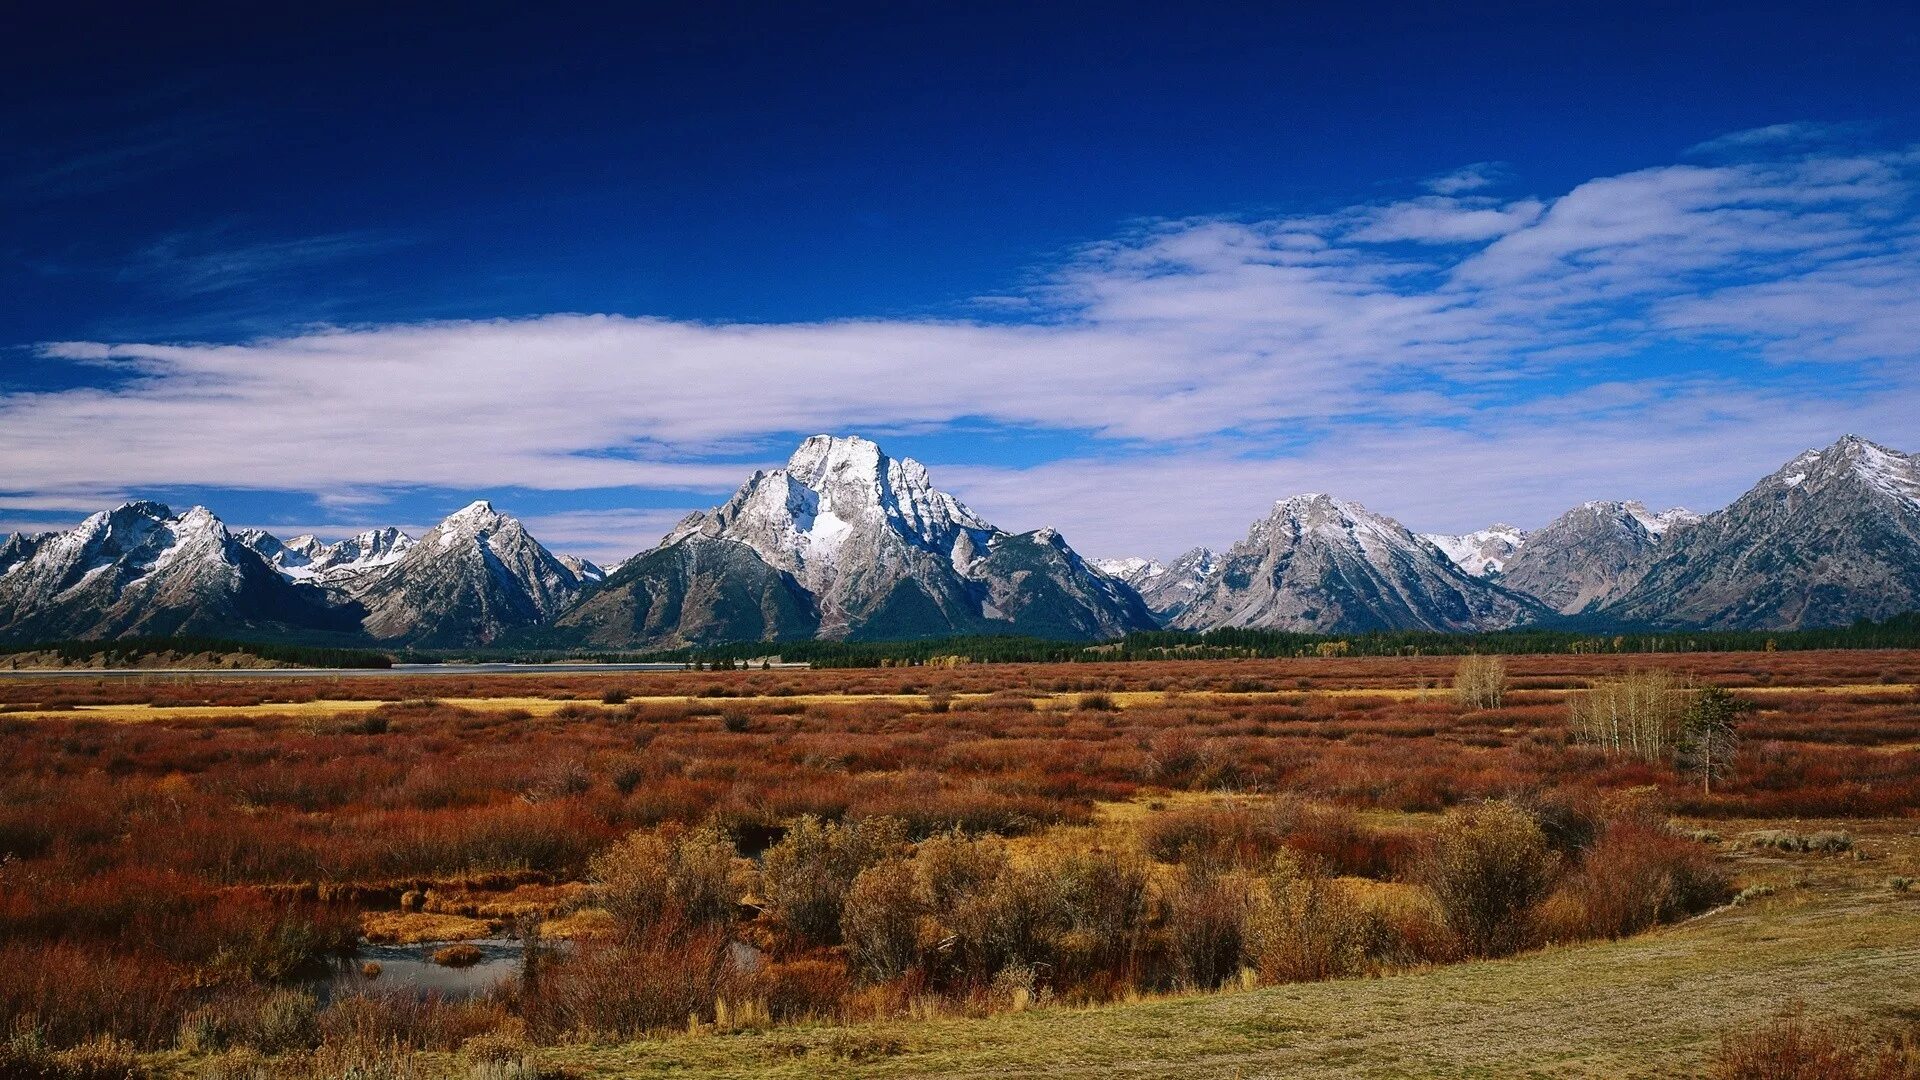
{"left": 3, "top": 434, "right": 1915, "bottom": 646}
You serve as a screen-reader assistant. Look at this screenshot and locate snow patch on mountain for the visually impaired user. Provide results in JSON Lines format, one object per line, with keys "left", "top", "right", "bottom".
{"left": 662, "top": 434, "right": 998, "bottom": 604}
{"left": 1421, "top": 524, "right": 1528, "bottom": 577}
{"left": 1093, "top": 556, "right": 1164, "bottom": 581}
{"left": 240, "top": 527, "right": 416, "bottom": 590}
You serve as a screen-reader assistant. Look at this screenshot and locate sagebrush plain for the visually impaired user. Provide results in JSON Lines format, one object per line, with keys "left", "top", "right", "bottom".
{"left": 3, "top": 651, "right": 1917, "bottom": 1078}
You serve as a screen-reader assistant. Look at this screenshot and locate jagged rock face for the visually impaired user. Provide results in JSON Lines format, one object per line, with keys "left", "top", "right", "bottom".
{"left": 557, "top": 536, "right": 817, "bottom": 648}
{"left": 660, "top": 435, "right": 999, "bottom": 637}
{"left": 1604, "top": 435, "right": 1920, "bottom": 629}
{"left": 975, "top": 529, "right": 1157, "bottom": 640}
{"left": 563, "top": 435, "right": 1156, "bottom": 646}
{"left": 1096, "top": 548, "right": 1219, "bottom": 624}
{"left": 557, "top": 555, "right": 605, "bottom": 585}
{"left": 357, "top": 502, "right": 592, "bottom": 646}
{"left": 1172, "top": 494, "right": 1545, "bottom": 633}
{"left": 1498, "top": 502, "right": 1695, "bottom": 614}
{"left": 1421, "top": 525, "right": 1528, "bottom": 578}
{"left": 240, "top": 527, "right": 417, "bottom": 593}
{"left": 0, "top": 503, "right": 354, "bottom": 641}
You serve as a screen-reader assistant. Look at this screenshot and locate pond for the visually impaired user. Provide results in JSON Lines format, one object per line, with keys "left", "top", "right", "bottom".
{"left": 297, "top": 937, "right": 761, "bottom": 1004}
{"left": 303, "top": 938, "right": 529, "bottom": 1003}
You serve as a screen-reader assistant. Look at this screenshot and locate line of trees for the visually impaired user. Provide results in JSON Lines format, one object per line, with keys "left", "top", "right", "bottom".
{"left": 650, "top": 613, "right": 1920, "bottom": 668}
{"left": 0, "top": 636, "right": 393, "bottom": 669}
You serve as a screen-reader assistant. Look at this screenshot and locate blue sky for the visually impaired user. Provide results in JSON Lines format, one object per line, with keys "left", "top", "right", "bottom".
{"left": 4, "top": 2, "right": 1919, "bottom": 562}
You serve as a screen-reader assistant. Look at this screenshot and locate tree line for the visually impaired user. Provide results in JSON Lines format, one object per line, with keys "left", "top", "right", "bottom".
{"left": 0, "top": 636, "right": 394, "bottom": 669}
{"left": 658, "top": 612, "right": 1920, "bottom": 668}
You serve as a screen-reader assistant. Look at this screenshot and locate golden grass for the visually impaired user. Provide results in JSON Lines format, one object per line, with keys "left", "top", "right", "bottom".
{"left": 540, "top": 907, "right": 619, "bottom": 941}
{"left": 359, "top": 911, "right": 493, "bottom": 945}
{"left": 421, "top": 882, "right": 587, "bottom": 921}
{"left": 10, "top": 682, "right": 1911, "bottom": 723}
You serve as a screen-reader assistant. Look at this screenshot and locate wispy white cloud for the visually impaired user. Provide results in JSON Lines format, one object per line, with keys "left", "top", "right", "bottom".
{"left": 1425, "top": 162, "right": 1504, "bottom": 195}
{"left": 941, "top": 386, "right": 1919, "bottom": 559}
{"left": 1348, "top": 196, "right": 1545, "bottom": 244}
{"left": 120, "top": 227, "right": 404, "bottom": 297}
{"left": 7, "top": 127, "right": 1919, "bottom": 559}
{"left": 516, "top": 507, "right": 699, "bottom": 564}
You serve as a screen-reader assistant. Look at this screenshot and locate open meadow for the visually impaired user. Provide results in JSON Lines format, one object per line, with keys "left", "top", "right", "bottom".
{"left": 3, "top": 651, "right": 1918, "bottom": 1078}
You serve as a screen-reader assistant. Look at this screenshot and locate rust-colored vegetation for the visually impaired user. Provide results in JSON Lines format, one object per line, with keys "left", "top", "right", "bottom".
{"left": 0, "top": 650, "right": 1914, "bottom": 1068}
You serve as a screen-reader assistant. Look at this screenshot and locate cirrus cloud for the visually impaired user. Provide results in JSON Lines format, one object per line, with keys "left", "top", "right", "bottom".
{"left": 6, "top": 125, "right": 1918, "bottom": 559}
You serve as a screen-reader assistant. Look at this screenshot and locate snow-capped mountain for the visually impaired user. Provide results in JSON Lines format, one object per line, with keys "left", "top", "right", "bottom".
{"left": 0, "top": 502, "right": 355, "bottom": 641}
{"left": 1093, "top": 556, "right": 1160, "bottom": 580}
{"left": 1096, "top": 548, "right": 1219, "bottom": 624}
{"left": 1603, "top": 435, "right": 1920, "bottom": 629}
{"left": 1172, "top": 494, "right": 1545, "bottom": 633}
{"left": 240, "top": 527, "right": 416, "bottom": 592}
{"left": 654, "top": 434, "right": 1000, "bottom": 636}
{"left": 557, "top": 435, "right": 1155, "bottom": 647}
{"left": 5, "top": 434, "right": 1914, "bottom": 648}
{"left": 1496, "top": 501, "right": 1695, "bottom": 615}
{"left": 357, "top": 501, "right": 596, "bottom": 645}
{"left": 1421, "top": 524, "right": 1528, "bottom": 578}
{"left": 236, "top": 530, "right": 326, "bottom": 575}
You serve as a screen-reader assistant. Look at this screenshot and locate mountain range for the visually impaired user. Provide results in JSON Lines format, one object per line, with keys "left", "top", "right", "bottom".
{"left": 1, "top": 434, "right": 1915, "bottom": 650}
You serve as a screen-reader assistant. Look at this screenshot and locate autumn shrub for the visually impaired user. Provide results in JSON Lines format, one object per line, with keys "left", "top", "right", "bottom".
{"left": 176, "top": 989, "right": 320, "bottom": 1054}
{"left": 1162, "top": 866, "right": 1260, "bottom": 989}
{"left": 915, "top": 829, "right": 1006, "bottom": 912}
{"left": 520, "top": 927, "right": 739, "bottom": 1040}
{"left": 762, "top": 816, "right": 908, "bottom": 947}
{"left": 926, "top": 837, "right": 1149, "bottom": 995}
{"left": 1283, "top": 803, "right": 1417, "bottom": 880}
{"left": 0, "top": 941, "right": 198, "bottom": 1048}
{"left": 746, "top": 957, "right": 854, "bottom": 1023}
{"left": 1543, "top": 820, "right": 1732, "bottom": 940}
{"left": 1044, "top": 844, "right": 1154, "bottom": 985}
{"left": 589, "top": 822, "right": 739, "bottom": 934}
{"left": 842, "top": 858, "right": 926, "bottom": 983}
{"left": 318, "top": 991, "right": 513, "bottom": 1053}
{"left": 1513, "top": 787, "right": 1611, "bottom": 856}
{"left": 1246, "top": 852, "right": 1372, "bottom": 983}
{"left": 0, "top": 1030, "right": 156, "bottom": 1080}
{"left": 1713, "top": 1010, "right": 1920, "bottom": 1079}
{"left": 1419, "top": 800, "right": 1559, "bottom": 957}
{"left": 1141, "top": 801, "right": 1294, "bottom": 869}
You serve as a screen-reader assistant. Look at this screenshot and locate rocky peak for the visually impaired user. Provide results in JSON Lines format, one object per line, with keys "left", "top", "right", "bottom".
{"left": 1175, "top": 494, "right": 1540, "bottom": 633}
{"left": 664, "top": 434, "right": 995, "bottom": 592}
{"left": 433, "top": 501, "right": 510, "bottom": 543}
{"left": 1767, "top": 434, "right": 1919, "bottom": 506}
{"left": 1498, "top": 501, "right": 1679, "bottom": 614}
{"left": 0, "top": 501, "right": 352, "bottom": 642}
{"left": 1602, "top": 435, "right": 1920, "bottom": 628}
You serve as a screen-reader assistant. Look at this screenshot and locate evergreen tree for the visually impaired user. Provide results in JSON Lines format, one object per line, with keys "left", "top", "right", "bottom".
{"left": 1679, "top": 687, "right": 1749, "bottom": 794}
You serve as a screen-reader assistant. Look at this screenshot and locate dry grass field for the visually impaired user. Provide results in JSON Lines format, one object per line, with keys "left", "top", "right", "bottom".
{"left": 2, "top": 651, "right": 1917, "bottom": 1078}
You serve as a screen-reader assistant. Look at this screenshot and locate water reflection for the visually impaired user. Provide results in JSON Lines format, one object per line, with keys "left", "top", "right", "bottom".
{"left": 304, "top": 939, "right": 526, "bottom": 1003}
